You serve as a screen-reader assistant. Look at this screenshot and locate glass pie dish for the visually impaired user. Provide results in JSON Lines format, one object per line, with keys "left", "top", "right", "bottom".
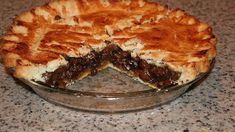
{"left": 20, "top": 60, "right": 214, "bottom": 113}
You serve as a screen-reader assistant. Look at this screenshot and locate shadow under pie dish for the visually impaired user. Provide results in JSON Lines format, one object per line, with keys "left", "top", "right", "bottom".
{"left": 0, "top": 0, "right": 216, "bottom": 112}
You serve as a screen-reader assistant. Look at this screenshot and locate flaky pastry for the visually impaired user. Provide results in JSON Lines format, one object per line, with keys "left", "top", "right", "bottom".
{"left": 0, "top": 0, "right": 216, "bottom": 89}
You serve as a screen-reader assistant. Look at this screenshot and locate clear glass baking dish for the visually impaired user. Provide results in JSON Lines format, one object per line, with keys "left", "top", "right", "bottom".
{"left": 21, "top": 61, "right": 214, "bottom": 113}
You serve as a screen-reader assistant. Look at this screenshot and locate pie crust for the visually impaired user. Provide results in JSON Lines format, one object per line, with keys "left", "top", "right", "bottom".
{"left": 0, "top": 0, "right": 216, "bottom": 89}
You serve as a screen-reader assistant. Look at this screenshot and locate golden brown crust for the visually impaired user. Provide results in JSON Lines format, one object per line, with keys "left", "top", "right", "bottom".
{"left": 0, "top": 0, "right": 216, "bottom": 85}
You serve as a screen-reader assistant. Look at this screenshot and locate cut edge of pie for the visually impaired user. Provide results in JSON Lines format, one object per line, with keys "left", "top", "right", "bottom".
{"left": 0, "top": 0, "right": 217, "bottom": 89}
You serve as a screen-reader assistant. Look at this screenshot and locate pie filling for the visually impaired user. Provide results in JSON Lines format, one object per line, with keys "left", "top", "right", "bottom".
{"left": 43, "top": 43, "right": 180, "bottom": 88}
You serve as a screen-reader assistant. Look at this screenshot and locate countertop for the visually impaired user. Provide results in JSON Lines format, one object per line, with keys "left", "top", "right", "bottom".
{"left": 0, "top": 0, "right": 234, "bottom": 131}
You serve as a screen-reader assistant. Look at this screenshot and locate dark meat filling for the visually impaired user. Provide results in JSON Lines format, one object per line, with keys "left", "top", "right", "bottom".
{"left": 44, "top": 50, "right": 102, "bottom": 88}
{"left": 44, "top": 44, "right": 180, "bottom": 88}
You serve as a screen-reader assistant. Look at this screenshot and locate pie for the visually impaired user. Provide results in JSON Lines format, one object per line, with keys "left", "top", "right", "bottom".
{"left": 0, "top": 0, "right": 216, "bottom": 89}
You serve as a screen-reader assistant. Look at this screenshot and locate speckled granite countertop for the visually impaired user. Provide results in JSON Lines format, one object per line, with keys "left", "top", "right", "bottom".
{"left": 0, "top": 0, "right": 234, "bottom": 131}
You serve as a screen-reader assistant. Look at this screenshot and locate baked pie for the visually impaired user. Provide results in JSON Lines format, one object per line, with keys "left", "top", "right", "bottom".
{"left": 0, "top": 0, "right": 216, "bottom": 89}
